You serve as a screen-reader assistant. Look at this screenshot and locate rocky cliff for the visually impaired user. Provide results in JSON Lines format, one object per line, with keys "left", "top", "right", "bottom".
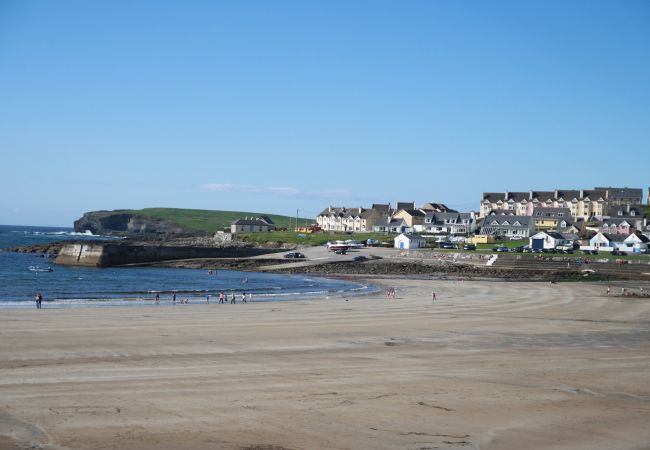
{"left": 74, "top": 212, "right": 187, "bottom": 236}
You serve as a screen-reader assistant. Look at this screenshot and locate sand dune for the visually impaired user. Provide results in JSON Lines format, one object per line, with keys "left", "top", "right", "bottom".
{"left": 1, "top": 279, "right": 649, "bottom": 449}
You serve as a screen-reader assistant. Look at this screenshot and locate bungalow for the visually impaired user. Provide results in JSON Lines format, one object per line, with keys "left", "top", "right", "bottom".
{"left": 529, "top": 231, "right": 573, "bottom": 250}
{"left": 394, "top": 233, "right": 426, "bottom": 249}
{"left": 586, "top": 232, "right": 627, "bottom": 252}
{"left": 231, "top": 217, "right": 275, "bottom": 234}
{"left": 479, "top": 213, "right": 535, "bottom": 239}
{"left": 623, "top": 232, "right": 649, "bottom": 254}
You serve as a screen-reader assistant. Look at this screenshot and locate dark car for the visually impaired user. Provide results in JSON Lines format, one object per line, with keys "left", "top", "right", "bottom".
{"left": 511, "top": 246, "right": 524, "bottom": 253}
{"left": 284, "top": 252, "right": 305, "bottom": 259}
{"left": 334, "top": 249, "right": 347, "bottom": 255}
{"left": 439, "top": 242, "right": 457, "bottom": 249}
{"left": 463, "top": 244, "right": 476, "bottom": 251}
{"left": 495, "top": 246, "right": 509, "bottom": 252}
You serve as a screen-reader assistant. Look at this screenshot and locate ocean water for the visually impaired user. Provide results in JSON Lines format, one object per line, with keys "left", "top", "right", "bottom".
{"left": 0, "top": 225, "right": 374, "bottom": 308}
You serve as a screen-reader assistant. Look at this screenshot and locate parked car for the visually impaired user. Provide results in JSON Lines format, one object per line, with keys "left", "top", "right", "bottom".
{"left": 511, "top": 246, "right": 524, "bottom": 253}
{"left": 463, "top": 244, "right": 476, "bottom": 251}
{"left": 509, "top": 236, "right": 524, "bottom": 241}
{"left": 439, "top": 242, "right": 457, "bottom": 249}
{"left": 284, "top": 252, "right": 305, "bottom": 259}
{"left": 495, "top": 246, "right": 509, "bottom": 252}
{"left": 334, "top": 249, "right": 347, "bottom": 255}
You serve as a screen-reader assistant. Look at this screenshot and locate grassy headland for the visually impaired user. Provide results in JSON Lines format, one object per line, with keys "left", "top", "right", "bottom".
{"left": 85, "top": 208, "right": 311, "bottom": 234}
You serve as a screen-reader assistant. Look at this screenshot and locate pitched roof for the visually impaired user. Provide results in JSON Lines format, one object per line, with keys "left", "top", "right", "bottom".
{"left": 596, "top": 187, "right": 643, "bottom": 200}
{"left": 554, "top": 190, "right": 581, "bottom": 201}
{"left": 603, "top": 233, "right": 627, "bottom": 242}
{"left": 608, "top": 205, "right": 644, "bottom": 217}
{"left": 232, "top": 219, "right": 271, "bottom": 226}
{"left": 483, "top": 215, "right": 532, "bottom": 227}
{"left": 396, "top": 202, "right": 415, "bottom": 211}
{"left": 530, "top": 191, "right": 556, "bottom": 202}
{"left": 532, "top": 207, "right": 573, "bottom": 220}
{"left": 371, "top": 204, "right": 391, "bottom": 214}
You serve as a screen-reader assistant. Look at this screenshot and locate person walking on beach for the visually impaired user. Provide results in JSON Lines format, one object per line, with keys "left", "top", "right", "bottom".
{"left": 155, "top": 293, "right": 160, "bottom": 304}
{"left": 172, "top": 292, "right": 176, "bottom": 304}
{"left": 35, "top": 292, "right": 42, "bottom": 309}
{"left": 231, "top": 292, "right": 236, "bottom": 304}
{"left": 242, "top": 292, "right": 247, "bottom": 303}
{"left": 607, "top": 285, "right": 611, "bottom": 296}
{"left": 206, "top": 293, "right": 211, "bottom": 304}
{"left": 247, "top": 292, "right": 252, "bottom": 303}
{"left": 431, "top": 290, "right": 436, "bottom": 303}
{"left": 219, "top": 291, "right": 225, "bottom": 304}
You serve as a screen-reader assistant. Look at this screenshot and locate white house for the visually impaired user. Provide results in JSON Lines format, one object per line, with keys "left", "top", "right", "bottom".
{"left": 394, "top": 233, "right": 426, "bottom": 249}
{"left": 623, "top": 232, "right": 649, "bottom": 253}
{"left": 529, "top": 231, "right": 572, "bottom": 250}
{"left": 230, "top": 217, "right": 275, "bottom": 234}
{"left": 583, "top": 232, "right": 627, "bottom": 253}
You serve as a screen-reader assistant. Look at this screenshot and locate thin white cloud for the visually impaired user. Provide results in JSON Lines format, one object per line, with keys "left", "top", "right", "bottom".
{"left": 202, "top": 183, "right": 356, "bottom": 200}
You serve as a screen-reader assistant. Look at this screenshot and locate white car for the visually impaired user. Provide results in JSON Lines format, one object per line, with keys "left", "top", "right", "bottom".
{"left": 509, "top": 236, "right": 524, "bottom": 241}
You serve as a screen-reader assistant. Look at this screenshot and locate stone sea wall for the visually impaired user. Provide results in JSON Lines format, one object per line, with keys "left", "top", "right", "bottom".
{"left": 55, "top": 243, "right": 279, "bottom": 267}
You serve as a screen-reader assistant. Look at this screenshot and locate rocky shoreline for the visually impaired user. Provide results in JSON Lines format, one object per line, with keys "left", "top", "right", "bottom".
{"left": 136, "top": 257, "right": 597, "bottom": 282}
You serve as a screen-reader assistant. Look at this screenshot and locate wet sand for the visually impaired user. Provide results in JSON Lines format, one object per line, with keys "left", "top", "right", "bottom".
{"left": 1, "top": 279, "right": 649, "bottom": 449}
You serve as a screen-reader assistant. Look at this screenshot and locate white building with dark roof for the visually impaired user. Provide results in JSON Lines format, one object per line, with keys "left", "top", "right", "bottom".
{"left": 231, "top": 217, "right": 275, "bottom": 234}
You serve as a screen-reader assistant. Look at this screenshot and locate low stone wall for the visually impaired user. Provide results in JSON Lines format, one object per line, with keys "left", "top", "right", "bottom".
{"left": 55, "top": 243, "right": 280, "bottom": 267}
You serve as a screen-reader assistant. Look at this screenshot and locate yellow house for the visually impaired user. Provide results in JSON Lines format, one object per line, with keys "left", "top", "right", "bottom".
{"left": 392, "top": 209, "right": 426, "bottom": 228}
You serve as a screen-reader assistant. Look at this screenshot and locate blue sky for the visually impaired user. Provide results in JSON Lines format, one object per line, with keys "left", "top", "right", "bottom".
{"left": 1, "top": 1, "right": 648, "bottom": 226}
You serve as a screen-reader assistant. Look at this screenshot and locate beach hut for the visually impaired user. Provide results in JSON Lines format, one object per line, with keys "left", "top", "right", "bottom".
{"left": 394, "top": 233, "right": 426, "bottom": 249}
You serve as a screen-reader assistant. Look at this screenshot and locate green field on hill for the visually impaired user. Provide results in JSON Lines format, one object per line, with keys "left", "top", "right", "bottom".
{"left": 97, "top": 208, "right": 312, "bottom": 233}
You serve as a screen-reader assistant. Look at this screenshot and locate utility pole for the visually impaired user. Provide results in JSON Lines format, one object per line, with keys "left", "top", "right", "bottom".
{"left": 296, "top": 209, "right": 299, "bottom": 231}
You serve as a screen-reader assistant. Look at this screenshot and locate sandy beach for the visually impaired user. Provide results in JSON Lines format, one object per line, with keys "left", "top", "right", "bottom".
{"left": 1, "top": 278, "right": 649, "bottom": 450}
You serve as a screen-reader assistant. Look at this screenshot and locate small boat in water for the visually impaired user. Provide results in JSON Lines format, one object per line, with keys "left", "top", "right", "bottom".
{"left": 29, "top": 265, "right": 53, "bottom": 272}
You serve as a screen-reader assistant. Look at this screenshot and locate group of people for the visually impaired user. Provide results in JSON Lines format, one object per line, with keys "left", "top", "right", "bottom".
{"left": 157, "top": 291, "right": 253, "bottom": 304}
{"left": 606, "top": 285, "right": 646, "bottom": 297}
